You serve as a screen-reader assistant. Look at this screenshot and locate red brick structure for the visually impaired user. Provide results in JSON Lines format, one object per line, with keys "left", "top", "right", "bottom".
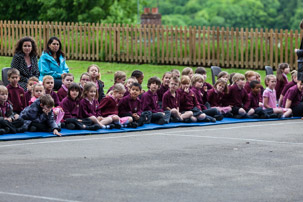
{"left": 141, "top": 8, "right": 161, "bottom": 26}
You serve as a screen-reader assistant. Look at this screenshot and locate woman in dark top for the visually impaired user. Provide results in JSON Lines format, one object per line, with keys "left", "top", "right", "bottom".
{"left": 11, "top": 36, "right": 40, "bottom": 91}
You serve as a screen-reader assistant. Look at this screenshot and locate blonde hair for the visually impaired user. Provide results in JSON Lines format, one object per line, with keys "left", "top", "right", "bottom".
{"left": 191, "top": 74, "right": 204, "bottom": 86}
{"left": 114, "top": 71, "right": 126, "bottom": 82}
{"left": 32, "top": 83, "right": 44, "bottom": 96}
{"left": 112, "top": 83, "right": 126, "bottom": 93}
{"left": 265, "top": 75, "right": 276, "bottom": 86}
{"left": 82, "top": 82, "right": 98, "bottom": 99}
{"left": 127, "top": 77, "right": 138, "bottom": 83}
{"left": 42, "top": 75, "right": 54, "bottom": 84}
{"left": 0, "top": 85, "right": 8, "bottom": 94}
{"left": 255, "top": 72, "right": 261, "bottom": 78}
{"left": 214, "top": 79, "right": 228, "bottom": 94}
{"left": 182, "top": 67, "right": 193, "bottom": 76}
{"left": 87, "top": 64, "right": 100, "bottom": 80}
{"left": 232, "top": 73, "right": 245, "bottom": 84}
{"left": 291, "top": 70, "right": 297, "bottom": 77}
{"left": 244, "top": 71, "right": 256, "bottom": 80}
{"left": 28, "top": 76, "right": 39, "bottom": 83}
{"left": 180, "top": 75, "right": 191, "bottom": 84}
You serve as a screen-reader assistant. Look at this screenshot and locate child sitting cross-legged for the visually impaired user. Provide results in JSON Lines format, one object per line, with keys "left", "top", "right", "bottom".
{"left": 20, "top": 94, "right": 62, "bottom": 136}
{"left": 60, "top": 83, "right": 100, "bottom": 130}
{"left": 6, "top": 68, "right": 27, "bottom": 114}
{"left": 0, "top": 85, "right": 25, "bottom": 134}
{"left": 178, "top": 76, "right": 214, "bottom": 122}
{"left": 43, "top": 75, "right": 59, "bottom": 106}
{"left": 98, "top": 83, "right": 134, "bottom": 128}
{"left": 57, "top": 73, "right": 74, "bottom": 101}
{"left": 157, "top": 71, "right": 172, "bottom": 109}
{"left": 141, "top": 77, "right": 171, "bottom": 125}
{"left": 162, "top": 76, "right": 193, "bottom": 122}
{"left": 29, "top": 83, "right": 45, "bottom": 105}
{"left": 107, "top": 71, "right": 127, "bottom": 94}
{"left": 119, "top": 82, "right": 149, "bottom": 127}
{"left": 124, "top": 77, "right": 138, "bottom": 97}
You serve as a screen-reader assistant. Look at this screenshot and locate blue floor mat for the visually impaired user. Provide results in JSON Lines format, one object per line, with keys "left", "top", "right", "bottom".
{"left": 0, "top": 117, "right": 300, "bottom": 141}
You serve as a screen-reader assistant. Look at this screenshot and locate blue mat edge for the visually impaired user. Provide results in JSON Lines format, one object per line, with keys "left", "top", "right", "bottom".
{"left": 0, "top": 117, "right": 301, "bottom": 141}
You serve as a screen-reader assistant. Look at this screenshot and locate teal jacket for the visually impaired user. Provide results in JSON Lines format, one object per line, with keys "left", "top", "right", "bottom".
{"left": 38, "top": 51, "right": 69, "bottom": 81}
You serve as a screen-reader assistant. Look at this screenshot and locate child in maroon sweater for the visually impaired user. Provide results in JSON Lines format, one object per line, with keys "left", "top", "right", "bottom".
{"left": 276, "top": 63, "right": 290, "bottom": 101}
{"left": 43, "top": 75, "right": 59, "bottom": 106}
{"left": 157, "top": 72, "right": 172, "bottom": 109}
{"left": 222, "top": 73, "right": 249, "bottom": 118}
{"left": 0, "top": 85, "right": 25, "bottom": 134}
{"left": 244, "top": 71, "right": 257, "bottom": 93}
{"left": 178, "top": 76, "right": 214, "bottom": 122}
{"left": 98, "top": 83, "right": 133, "bottom": 128}
{"left": 191, "top": 74, "right": 223, "bottom": 120}
{"left": 24, "top": 76, "right": 39, "bottom": 106}
{"left": 6, "top": 68, "right": 27, "bottom": 114}
{"left": 141, "top": 77, "right": 171, "bottom": 125}
{"left": 57, "top": 73, "right": 74, "bottom": 101}
{"left": 79, "top": 82, "right": 113, "bottom": 128}
{"left": 60, "top": 83, "right": 99, "bottom": 130}
{"left": 106, "top": 71, "right": 126, "bottom": 94}
{"left": 119, "top": 82, "right": 149, "bottom": 127}
{"left": 162, "top": 76, "right": 193, "bottom": 122}
{"left": 279, "top": 70, "right": 297, "bottom": 107}
{"left": 283, "top": 80, "right": 303, "bottom": 117}
{"left": 207, "top": 79, "right": 232, "bottom": 117}
{"left": 195, "top": 67, "right": 213, "bottom": 105}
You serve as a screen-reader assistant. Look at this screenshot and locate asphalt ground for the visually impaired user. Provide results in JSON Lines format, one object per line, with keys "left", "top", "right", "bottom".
{"left": 0, "top": 119, "right": 303, "bottom": 202}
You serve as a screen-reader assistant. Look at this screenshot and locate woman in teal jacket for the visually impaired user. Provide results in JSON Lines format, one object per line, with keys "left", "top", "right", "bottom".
{"left": 38, "top": 36, "right": 69, "bottom": 90}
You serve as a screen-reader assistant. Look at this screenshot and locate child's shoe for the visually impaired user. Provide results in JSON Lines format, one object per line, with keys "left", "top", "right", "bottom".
{"left": 214, "top": 114, "right": 224, "bottom": 121}
{"left": 66, "top": 123, "right": 76, "bottom": 130}
{"left": 224, "top": 112, "right": 233, "bottom": 118}
{"left": 0, "top": 129, "right": 5, "bottom": 135}
{"left": 29, "top": 126, "right": 37, "bottom": 132}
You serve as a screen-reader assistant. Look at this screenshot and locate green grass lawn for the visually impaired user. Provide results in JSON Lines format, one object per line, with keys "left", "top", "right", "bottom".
{"left": 0, "top": 56, "right": 285, "bottom": 91}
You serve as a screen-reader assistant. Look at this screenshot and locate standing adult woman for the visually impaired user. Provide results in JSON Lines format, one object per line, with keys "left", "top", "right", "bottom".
{"left": 11, "top": 36, "right": 40, "bottom": 91}
{"left": 38, "top": 36, "right": 69, "bottom": 90}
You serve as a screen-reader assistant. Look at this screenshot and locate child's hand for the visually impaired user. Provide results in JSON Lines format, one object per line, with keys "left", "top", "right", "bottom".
{"left": 53, "top": 129, "right": 62, "bottom": 136}
{"left": 4, "top": 117, "right": 12, "bottom": 122}
{"left": 184, "top": 87, "right": 189, "bottom": 93}
{"left": 301, "top": 117, "right": 303, "bottom": 120}
{"left": 42, "top": 108, "right": 51, "bottom": 115}
{"left": 97, "top": 116, "right": 104, "bottom": 121}
{"left": 203, "top": 86, "right": 208, "bottom": 92}
{"left": 259, "top": 102, "right": 263, "bottom": 108}
{"left": 14, "top": 114, "right": 19, "bottom": 120}
{"left": 77, "top": 119, "right": 82, "bottom": 122}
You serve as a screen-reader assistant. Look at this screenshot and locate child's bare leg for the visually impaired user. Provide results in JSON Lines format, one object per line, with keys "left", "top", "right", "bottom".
{"left": 247, "top": 108, "right": 255, "bottom": 116}
{"left": 197, "top": 113, "right": 206, "bottom": 121}
{"left": 89, "top": 116, "right": 105, "bottom": 127}
{"left": 273, "top": 108, "right": 283, "bottom": 115}
{"left": 100, "top": 116, "right": 113, "bottom": 125}
{"left": 181, "top": 111, "right": 193, "bottom": 120}
{"left": 191, "top": 116, "right": 197, "bottom": 122}
{"left": 238, "top": 108, "right": 246, "bottom": 115}
{"left": 171, "top": 109, "right": 182, "bottom": 120}
{"left": 282, "top": 108, "right": 292, "bottom": 118}
{"left": 128, "top": 117, "right": 133, "bottom": 123}
{"left": 111, "top": 115, "right": 120, "bottom": 124}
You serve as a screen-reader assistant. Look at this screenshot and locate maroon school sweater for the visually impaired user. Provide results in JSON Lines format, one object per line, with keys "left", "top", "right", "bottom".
{"left": 7, "top": 84, "right": 26, "bottom": 113}
{"left": 118, "top": 94, "right": 142, "bottom": 116}
{"left": 97, "top": 96, "right": 119, "bottom": 117}
{"left": 60, "top": 97, "right": 80, "bottom": 119}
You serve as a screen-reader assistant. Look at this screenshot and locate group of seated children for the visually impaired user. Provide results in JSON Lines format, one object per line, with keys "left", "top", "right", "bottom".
{"left": 0, "top": 62, "right": 302, "bottom": 136}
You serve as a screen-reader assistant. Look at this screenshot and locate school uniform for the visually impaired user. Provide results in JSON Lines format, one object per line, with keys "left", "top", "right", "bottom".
{"left": 157, "top": 84, "right": 169, "bottom": 109}
{"left": 162, "top": 90, "right": 179, "bottom": 111}
{"left": 57, "top": 85, "right": 68, "bottom": 102}
{"left": 141, "top": 90, "right": 170, "bottom": 124}
{"left": 7, "top": 84, "right": 27, "bottom": 114}
{"left": 97, "top": 96, "right": 119, "bottom": 117}
{"left": 207, "top": 89, "right": 224, "bottom": 107}
{"left": 202, "top": 82, "right": 213, "bottom": 107}
{"left": 0, "top": 100, "right": 25, "bottom": 134}
{"left": 78, "top": 98, "right": 99, "bottom": 119}
{"left": 60, "top": 97, "right": 95, "bottom": 130}
{"left": 244, "top": 81, "right": 251, "bottom": 94}
{"left": 46, "top": 90, "right": 59, "bottom": 107}
{"left": 20, "top": 98, "right": 59, "bottom": 132}
{"left": 24, "top": 90, "right": 32, "bottom": 106}
{"left": 275, "top": 74, "right": 288, "bottom": 99}
{"left": 178, "top": 88, "right": 202, "bottom": 116}
{"left": 95, "top": 80, "right": 105, "bottom": 102}
{"left": 281, "top": 80, "right": 296, "bottom": 97}
{"left": 106, "top": 85, "right": 114, "bottom": 94}
{"left": 224, "top": 84, "right": 248, "bottom": 115}
{"left": 282, "top": 85, "right": 303, "bottom": 116}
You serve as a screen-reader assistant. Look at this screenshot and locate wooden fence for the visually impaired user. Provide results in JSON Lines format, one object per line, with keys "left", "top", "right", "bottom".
{"left": 0, "top": 20, "right": 302, "bottom": 70}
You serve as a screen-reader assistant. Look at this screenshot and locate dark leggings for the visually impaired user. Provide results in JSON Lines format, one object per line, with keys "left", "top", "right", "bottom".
{"left": 64, "top": 118, "right": 93, "bottom": 129}
{"left": 291, "top": 102, "right": 303, "bottom": 117}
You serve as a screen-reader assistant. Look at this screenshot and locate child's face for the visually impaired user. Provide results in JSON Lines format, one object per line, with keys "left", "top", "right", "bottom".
{"left": 43, "top": 79, "right": 54, "bottom": 91}
{"left": 236, "top": 79, "right": 245, "bottom": 89}
{"left": 116, "top": 76, "right": 126, "bottom": 84}
{"left": 149, "top": 82, "right": 159, "bottom": 92}
{"left": 63, "top": 76, "right": 73, "bottom": 88}
{"left": 172, "top": 72, "right": 180, "bottom": 78}
{"left": 181, "top": 82, "right": 190, "bottom": 90}
{"left": 169, "top": 80, "right": 179, "bottom": 92}
{"left": 80, "top": 75, "right": 90, "bottom": 86}
{"left": 137, "top": 75, "right": 144, "bottom": 84}
{"left": 0, "top": 91, "right": 8, "bottom": 103}
{"left": 202, "top": 73, "right": 207, "bottom": 81}
{"left": 194, "top": 79, "right": 204, "bottom": 89}
{"left": 267, "top": 78, "right": 277, "bottom": 89}
{"left": 33, "top": 86, "right": 44, "bottom": 98}
{"left": 297, "top": 81, "right": 303, "bottom": 91}
{"left": 27, "top": 80, "right": 37, "bottom": 92}
{"left": 220, "top": 75, "right": 229, "bottom": 82}
{"left": 87, "top": 87, "right": 97, "bottom": 100}
{"left": 113, "top": 91, "right": 125, "bottom": 100}
{"left": 126, "top": 78, "right": 136, "bottom": 89}
{"left": 248, "top": 75, "right": 257, "bottom": 82}
{"left": 40, "top": 104, "right": 52, "bottom": 115}
{"left": 88, "top": 66, "right": 99, "bottom": 80}
{"left": 70, "top": 89, "right": 80, "bottom": 100}
{"left": 256, "top": 75, "right": 261, "bottom": 82}
{"left": 130, "top": 86, "right": 141, "bottom": 99}
{"left": 188, "top": 71, "right": 193, "bottom": 79}
{"left": 163, "top": 74, "right": 172, "bottom": 86}
{"left": 283, "top": 67, "right": 290, "bottom": 74}
{"left": 216, "top": 82, "right": 225, "bottom": 93}
{"left": 8, "top": 74, "right": 20, "bottom": 86}
{"left": 251, "top": 84, "right": 261, "bottom": 95}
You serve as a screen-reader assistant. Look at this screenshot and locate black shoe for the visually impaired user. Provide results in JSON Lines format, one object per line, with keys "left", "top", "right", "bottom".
{"left": 4, "top": 127, "right": 10, "bottom": 133}
{"left": 156, "top": 118, "right": 166, "bottom": 125}
{"left": 16, "top": 127, "right": 26, "bottom": 133}
{"left": 214, "top": 114, "right": 224, "bottom": 121}
{"left": 127, "top": 122, "right": 138, "bottom": 128}
{"left": 29, "top": 126, "right": 37, "bottom": 132}
{"left": 224, "top": 112, "right": 233, "bottom": 118}
{"left": 85, "top": 124, "right": 101, "bottom": 130}
{"left": 183, "top": 118, "right": 191, "bottom": 123}
{"left": 61, "top": 122, "right": 66, "bottom": 128}
{"left": 0, "top": 129, "right": 5, "bottom": 135}
{"left": 248, "top": 114, "right": 259, "bottom": 119}
{"left": 114, "top": 123, "right": 122, "bottom": 129}
{"left": 269, "top": 114, "right": 278, "bottom": 118}
{"left": 109, "top": 124, "right": 115, "bottom": 129}
{"left": 66, "top": 123, "right": 76, "bottom": 130}
{"left": 201, "top": 116, "right": 216, "bottom": 122}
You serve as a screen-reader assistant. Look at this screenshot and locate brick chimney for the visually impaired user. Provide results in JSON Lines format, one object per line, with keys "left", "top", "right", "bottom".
{"left": 141, "top": 8, "right": 161, "bottom": 26}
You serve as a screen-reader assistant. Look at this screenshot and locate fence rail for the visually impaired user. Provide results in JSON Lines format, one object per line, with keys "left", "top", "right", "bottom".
{"left": 0, "top": 20, "right": 302, "bottom": 70}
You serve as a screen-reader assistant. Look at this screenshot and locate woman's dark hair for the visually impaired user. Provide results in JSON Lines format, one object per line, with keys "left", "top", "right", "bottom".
{"left": 68, "top": 83, "right": 82, "bottom": 100}
{"left": 14, "top": 36, "right": 38, "bottom": 57}
{"left": 45, "top": 36, "right": 65, "bottom": 63}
